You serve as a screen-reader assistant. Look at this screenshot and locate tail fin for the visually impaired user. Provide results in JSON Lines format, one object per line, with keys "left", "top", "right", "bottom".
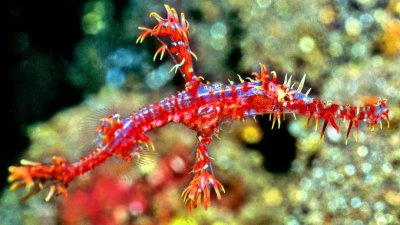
{"left": 8, "top": 157, "right": 72, "bottom": 202}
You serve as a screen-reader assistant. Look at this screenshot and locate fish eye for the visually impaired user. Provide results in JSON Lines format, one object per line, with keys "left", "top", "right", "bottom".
{"left": 283, "top": 94, "right": 290, "bottom": 101}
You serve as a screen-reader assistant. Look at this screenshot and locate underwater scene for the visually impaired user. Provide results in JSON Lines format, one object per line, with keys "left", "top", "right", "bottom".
{"left": 1, "top": 0, "right": 400, "bottom": 224}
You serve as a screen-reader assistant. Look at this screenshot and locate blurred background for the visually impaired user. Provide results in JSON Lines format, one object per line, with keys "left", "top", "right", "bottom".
{"left": 1, "top": 0, "right": 399, "bottom": 224}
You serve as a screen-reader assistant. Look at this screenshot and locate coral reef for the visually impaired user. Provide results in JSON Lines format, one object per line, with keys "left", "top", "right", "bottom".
{"left": 2, "top": 0, "right": 399, "bottom": 224}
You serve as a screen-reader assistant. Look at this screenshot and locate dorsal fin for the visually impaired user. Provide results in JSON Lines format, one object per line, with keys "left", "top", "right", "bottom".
{"left": 137, "top": 5, "right": 197, "bottom": 85}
